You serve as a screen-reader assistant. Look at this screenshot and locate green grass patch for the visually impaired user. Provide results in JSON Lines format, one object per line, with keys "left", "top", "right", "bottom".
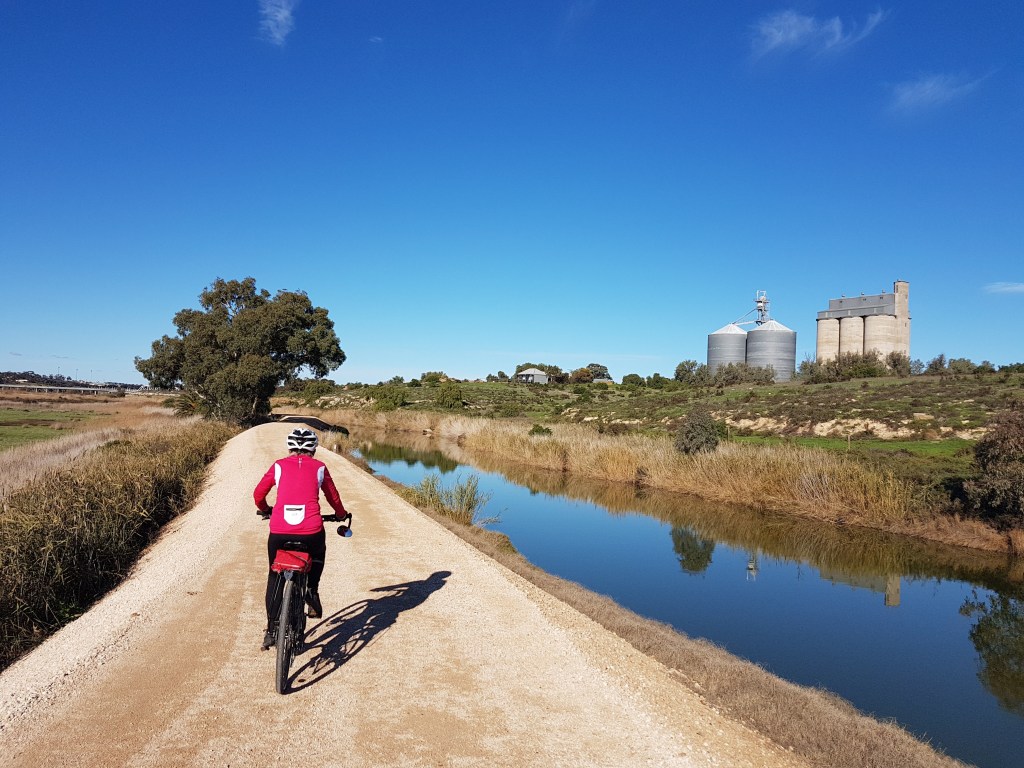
{"left": 399, "top": 473, "right": 495, "bottom": 527}
{"left": 0, "top": 407, "right": 97, "bottom": 451}
{"left": 733, "top": 435, "right": 974, "bottom": 458}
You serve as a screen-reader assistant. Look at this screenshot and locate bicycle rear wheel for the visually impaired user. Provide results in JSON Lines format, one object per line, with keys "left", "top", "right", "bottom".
{"left": 275, "top": 579, "right": 296, "bottom": 694}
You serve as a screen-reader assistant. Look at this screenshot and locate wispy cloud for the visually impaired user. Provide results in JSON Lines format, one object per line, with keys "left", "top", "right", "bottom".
{"left": 985, "top": 282, "right": 1024, "bottom": 294}
{"left": 752, "top": 8, "right": 888, "bottom": 58}
{"left": 890, "top": 73, "right": 983, "bottom": 113}
{"left": 258, "top": 0, "right": 298, "bottom": 46}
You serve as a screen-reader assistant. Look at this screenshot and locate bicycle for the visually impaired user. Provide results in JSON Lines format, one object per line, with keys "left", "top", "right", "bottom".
{"left": 259, "top": 510, "right": 352, "bottom": 694}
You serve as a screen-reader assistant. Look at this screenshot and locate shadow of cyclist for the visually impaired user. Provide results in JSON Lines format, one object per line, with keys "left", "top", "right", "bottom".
{"left": 288, "top": 570, "right": 451, "bottom": 692}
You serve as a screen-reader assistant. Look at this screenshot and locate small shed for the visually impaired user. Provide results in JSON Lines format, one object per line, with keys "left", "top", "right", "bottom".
{"left": 515, "top": 367, "right": 549, "bottom": 384}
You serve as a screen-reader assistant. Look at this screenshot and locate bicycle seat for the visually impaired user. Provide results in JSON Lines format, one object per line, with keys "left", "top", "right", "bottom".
{"left": 271, "top": 550, "right": 313, "bottom": 573}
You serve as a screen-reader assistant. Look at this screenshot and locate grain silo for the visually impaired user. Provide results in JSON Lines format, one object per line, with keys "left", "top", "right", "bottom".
{"left": 864, "top": 314, "right": 898, "bottom": 357}
{"left": 816, "top": 317, "right": 840, "bottom": 361}
{"left": 839, "top": 316, "right": 865, "bottom": 356}
{"left": 815, "top": 281, "right": 910, "bottom": 361}
{"left": 747, "top": 320, "right": 797, "bottom": 382}
{"left": 707, "top": 323, "right": 747, "bottom": 373}
{"left": 706, "top": 291, "right": 797, "bottom": 382}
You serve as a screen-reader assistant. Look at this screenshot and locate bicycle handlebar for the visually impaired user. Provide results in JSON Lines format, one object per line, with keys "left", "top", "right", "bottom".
{"left": 256, "top": 509, "right": 352, "bottom": 537}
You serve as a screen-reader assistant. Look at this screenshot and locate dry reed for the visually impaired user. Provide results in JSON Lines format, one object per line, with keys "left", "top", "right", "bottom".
{"left": 306, "top": 407, "right": 940, "bottom": 538}
{"left": 0, "top": 428, "right": 126, "bottom": 503}
{"left": 0, "top": 420, "right": 236, "bottom": 669}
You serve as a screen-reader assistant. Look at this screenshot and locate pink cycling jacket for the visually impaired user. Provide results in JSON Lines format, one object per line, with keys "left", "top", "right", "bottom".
{"left": 254, "top": 453, "right": 347, "bottom": 535}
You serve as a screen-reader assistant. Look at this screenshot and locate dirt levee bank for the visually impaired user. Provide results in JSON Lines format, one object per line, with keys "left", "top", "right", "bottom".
{"left": 0, "top": 423, "right": 805, "bottom": 767}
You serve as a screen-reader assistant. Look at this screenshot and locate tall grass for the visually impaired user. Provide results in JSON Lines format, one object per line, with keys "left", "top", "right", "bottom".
{"left": 0, "top": 428, "right": 126, "bottom": 503}
{"left": 0, "top": 420, "right": 237, "bottom": 670}
{"left": 304, "top": 406, "right": 1009, "bottom": 550}
{"left": 400, "top": 474, "right": 494, "bottom": 526}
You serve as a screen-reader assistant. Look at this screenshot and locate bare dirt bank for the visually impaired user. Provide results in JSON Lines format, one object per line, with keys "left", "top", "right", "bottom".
{"left": 0, "top": 423, "right": 806, "bottom": 768}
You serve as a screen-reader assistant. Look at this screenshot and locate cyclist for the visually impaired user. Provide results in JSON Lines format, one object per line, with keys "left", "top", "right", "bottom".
{"left": 254, "top": 427, "right": 349, "bottom": 650}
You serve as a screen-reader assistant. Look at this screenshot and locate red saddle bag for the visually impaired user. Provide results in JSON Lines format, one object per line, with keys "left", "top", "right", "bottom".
{"left": 271, "top": 549, "right": 312, "bottom": 573}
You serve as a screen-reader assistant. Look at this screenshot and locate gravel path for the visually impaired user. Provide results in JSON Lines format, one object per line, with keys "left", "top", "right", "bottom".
{"left": 0, "top": 423, "right": 808, "bottom": 767}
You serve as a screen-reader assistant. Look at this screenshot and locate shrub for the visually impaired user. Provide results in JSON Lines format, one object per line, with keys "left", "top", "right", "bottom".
{"left": 646, "top": 373, "right": 668, "bottom": 389}
{"left": 497, "top": 402, "right": 524, "bottom": 417}
{"left": 528, "top": 423, "right": 552, "bottom": 436}
{"left": 435, "top": 382, "right": 464, "bottom": 409}
{"left": 674, "top": 406, "right": 720, "bottom": 455}
{"left": 965, "top": 410, "right": 1024, "bottom": 528}
{"left": 404, "top": 474, "right": 493, "bottom": 526}
{"left": 302, "top": 378, "right": 335, "bottom": 405}
{"left": 420, "top": 371, "right": 446, "bottom": 385}
{"left": 570, "top": 367, "right": 595, "bottom": 384}
{"left": 925, "top": 354, "right": 947, "bottom": 375}
{"left": 885, "top": 352, "right": 912, "bottom": 377}
{"left": 713, "top": 362, "right": 774, "bottom": 386}
{"left": 369, "top": 385, "right": 406, "bottom": 412}
{"left": 674, "top": 360, "right": 699, "bottom": 384}
{"left": 799, "top": 353, "right": 889, "bottom": 384}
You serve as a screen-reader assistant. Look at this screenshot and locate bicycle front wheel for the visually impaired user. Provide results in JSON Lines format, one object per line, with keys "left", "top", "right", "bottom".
{"left": 275, "top": 579, "right": 296, "bottom": 694}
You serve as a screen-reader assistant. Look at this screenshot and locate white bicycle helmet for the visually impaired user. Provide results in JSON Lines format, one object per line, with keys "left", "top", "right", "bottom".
{"left": 286, "top": 427, "right": 318, "bottom": 453}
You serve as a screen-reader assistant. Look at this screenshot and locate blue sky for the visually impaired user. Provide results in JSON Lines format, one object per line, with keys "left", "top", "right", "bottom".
{"left": 2, "top": 2, "right": 1021, "bottom": 385}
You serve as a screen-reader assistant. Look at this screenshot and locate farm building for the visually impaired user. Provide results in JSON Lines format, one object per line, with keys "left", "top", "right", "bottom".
{"left": 515, "top": 368, "right": 549, "bottom": 384}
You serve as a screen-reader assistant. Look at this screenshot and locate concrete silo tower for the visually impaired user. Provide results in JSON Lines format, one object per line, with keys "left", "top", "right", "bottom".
{"left": 815, "top": 280, "right": 910, "bottom": 361}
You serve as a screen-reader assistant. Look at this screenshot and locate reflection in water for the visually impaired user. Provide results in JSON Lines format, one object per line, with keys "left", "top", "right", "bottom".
{"left": 671, "top": 527, "right": 715, "bottom": 574}
{"left": 358, "top": 441, "right": 459, "bottom": 474}
{"left": 354, "top": 428, "right": 1024, "bottom": 597}
{"left": 962, "top": 591, "right": 1024, "bottom": 716}
{"left": 350, "top": 428, "right": 1024, "bottom": 755}
{"left": 746, "top": 553, "right": 759, "bottom": 581}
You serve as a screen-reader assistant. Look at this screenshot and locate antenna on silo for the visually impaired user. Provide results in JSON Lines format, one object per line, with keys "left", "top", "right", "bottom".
{"left": 731, "top": 290, "right": 772, "bottom": 326}
{"left": 755, "top": 290, "right": 770, "bottom": 325}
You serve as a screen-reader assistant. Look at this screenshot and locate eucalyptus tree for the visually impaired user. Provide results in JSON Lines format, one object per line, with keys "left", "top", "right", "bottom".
{"left": 135, "top": 277, "right": 345, "bottom": 424}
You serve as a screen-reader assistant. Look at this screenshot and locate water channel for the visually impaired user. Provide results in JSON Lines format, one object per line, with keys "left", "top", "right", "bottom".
{"left": 352, "top": 432, "right": 1024, "bottom": 768}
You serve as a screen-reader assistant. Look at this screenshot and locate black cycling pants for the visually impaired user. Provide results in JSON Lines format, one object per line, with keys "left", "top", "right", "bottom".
{"left": 265, "top": 529, "right": 326, "bottom": 622}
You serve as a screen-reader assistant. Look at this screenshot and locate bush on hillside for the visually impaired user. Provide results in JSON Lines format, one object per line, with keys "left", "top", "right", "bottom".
{"left": 369, "top": 385, "right": 406, "bottom": 412}
{"left": 965, "top": 410, "right": 1024, "bottom": 529}
{"left": 302, "top": 378, "right": 335, "bottom": 405}
{"left": 711, "top": 362, "right": 775, "bottom": 386}
{"left": 799, "top": 353, "right": 889, "bottom": 384}
{"left": 674, "top": 406, "right": 720, "bottom": 455}
{"left": 436, "top": 382, "right": 464, "bottom": 409}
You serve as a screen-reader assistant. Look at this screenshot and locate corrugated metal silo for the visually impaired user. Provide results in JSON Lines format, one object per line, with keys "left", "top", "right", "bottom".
{"left": 707, "top": 323, "right": 747, "bottom": 373}
{"left": 746, "top": 319, "right": 796, "bottom": 381}
{"left": 864, "top": 315, "right": 898, "bottom": 359}
{"left": 839, "top": 316, "right": 864, "bottom": 356}
{"left": 816, "top": 317, "right": 840, "bottom": 361}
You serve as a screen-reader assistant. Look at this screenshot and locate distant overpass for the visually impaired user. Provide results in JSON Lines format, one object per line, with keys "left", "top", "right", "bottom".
{"left": 0, "top": 383, "right": 124, "bottom": 395}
